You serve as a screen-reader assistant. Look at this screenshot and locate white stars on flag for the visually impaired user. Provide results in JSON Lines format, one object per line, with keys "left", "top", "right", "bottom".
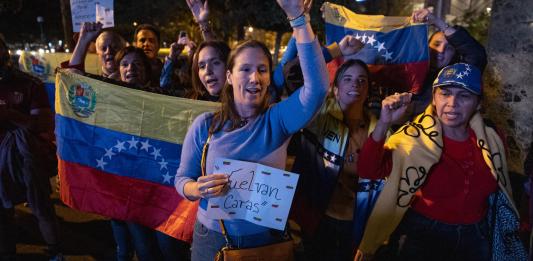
{"left": 140, "top": 140, "right": 152, "bottom": 152}
{"left": 150, "top": 148, "right": 162, "bottom": 160}
{"left": 159, "top": 159, "right": 168, "bottom": 170}
{"left": 96, "top": 157, "right": 107, "bottom": 170}
{"left": 375, "top": 41, "right": 385, "bottom": 52}
{"left": 366, "top": 34, "right": 376, "bottom": 46}
{"left": 127, "top": 136, "right": 139, "bottom": 149}
{"left": 162, "top": 172, "right": 173, "bottom": 184}
{"left": 104, "top": 148, "right": 116, "bottom": 160}
{"left": 351, "top": 31, "right": 394, "bottom": 63}
{"left": 382, "top": 51, "right": 393, "bottom": 61}
{"left": 96, "top": 136, "right": 175, "bottom": 186}
{"left": 114, "top": 140, "right": 126, "bottom": 152}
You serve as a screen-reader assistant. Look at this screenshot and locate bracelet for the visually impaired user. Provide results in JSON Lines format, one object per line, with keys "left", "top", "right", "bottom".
{"left": 439, "top": 23, "right": 450, "bottom": 32}
{"left": 198, "top": 20, "right": 212, "bottom": 33}
{"left": 287, "top": 10, "right": 305, "bottom": 21}
{"left": 289, "top": 13, "right": 310, "bottom": 28}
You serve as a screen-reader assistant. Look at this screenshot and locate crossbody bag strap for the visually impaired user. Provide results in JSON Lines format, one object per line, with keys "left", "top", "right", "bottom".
{"left": 201, "top": 134, "right": 211, "bottom": 177}
{"left": 202, "top": 134, "right": 235, "bottom": 249}
{"left": 219, "top": 219, "right": 234, "bottom": 249}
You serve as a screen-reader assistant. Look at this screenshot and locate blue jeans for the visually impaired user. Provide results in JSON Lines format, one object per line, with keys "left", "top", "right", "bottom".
{"left": 110, "top": 220, "right": 134, "bottom": 261}
{"left": 191, "top": 221, "right": 284, "bottom": 261}
{"left": 389, "top": 209, "right": 490, "bottom": 261}
{"left": 112, "top": 221, "right": 190, "bottom": 261}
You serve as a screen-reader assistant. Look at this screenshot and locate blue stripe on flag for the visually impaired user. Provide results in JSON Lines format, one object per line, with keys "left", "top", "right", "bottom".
{"left": 325, "top": 23, "right": 428, "bottom": 64}
{"left": 55, "top": 114, "right": 182, "bottom": 186}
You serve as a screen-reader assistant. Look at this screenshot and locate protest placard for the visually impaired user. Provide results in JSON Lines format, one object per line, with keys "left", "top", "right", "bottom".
{"left": 96, "top": 2, "right": 114, "bottom": 28}
{"left": 70, "top": 0, "right": 113, "bottom": 32}
{"left": 206, "top": 158, "right": 299, "bottom": 230}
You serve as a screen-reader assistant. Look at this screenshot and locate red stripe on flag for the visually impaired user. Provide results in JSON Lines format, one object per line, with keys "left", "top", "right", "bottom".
{"left": 58, "top": 159, "right": 197, "bottom": 242}
{"left": 327, "top": 59, "right": 429, "bottom": 94}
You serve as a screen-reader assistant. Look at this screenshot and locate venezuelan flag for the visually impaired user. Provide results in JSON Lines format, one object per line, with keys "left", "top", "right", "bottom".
{"left": 54, "top": 70, "right": 218, "bottom": 241}
{"left": 323, "top": 2, "right": 429, "bottom": 94}
{"left": 19, "top": 52, "right": 101, "bottom": 112}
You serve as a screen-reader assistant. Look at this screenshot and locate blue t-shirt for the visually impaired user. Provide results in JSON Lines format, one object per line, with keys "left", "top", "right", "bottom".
{"left": 175, "top": 39, "right": 328, "bottom": 236}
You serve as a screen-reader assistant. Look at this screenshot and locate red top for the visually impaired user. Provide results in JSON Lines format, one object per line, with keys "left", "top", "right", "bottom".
{"left": 0, "top": 69, "right": 50, "bottom": 140}
{"left": 357, "top": 129, "right": 498, "bottom": 224}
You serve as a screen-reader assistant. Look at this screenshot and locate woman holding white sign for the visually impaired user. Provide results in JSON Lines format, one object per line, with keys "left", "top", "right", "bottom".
{"left": 174, "top": 0, "right": 328, "bottom": 260}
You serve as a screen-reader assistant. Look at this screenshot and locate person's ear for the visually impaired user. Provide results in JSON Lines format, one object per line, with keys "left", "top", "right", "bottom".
{"left": 333, "top": 86, "right": 339, "bottom": 99}
{"left": 226, "top": 70, "right": 232, "bottom": 85}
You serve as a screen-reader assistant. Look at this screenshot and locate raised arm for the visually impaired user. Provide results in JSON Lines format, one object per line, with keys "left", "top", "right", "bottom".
{"left": 273, "top": 34, "right": 363, "bottom": 92}
{"left": 69, "top": 22, "right": 102, "bottom": 68}
{"left": 412, "top": 8, "right": 487, "bottom": 70}
{"left": 186, "top": 0, "right": 215, "bottom": 41}
{"left": 272, "top": 0, "right": 329, "bottom": 135}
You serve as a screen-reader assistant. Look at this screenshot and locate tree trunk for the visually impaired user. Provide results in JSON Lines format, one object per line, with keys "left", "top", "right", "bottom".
{"left": 485, "top": 0, "right": 533, "bottom": 174}
{"left": 59, "top": 0, "right": 73, "bottom": 49}
{"left": 272, "top": 31, "right": 283, "bottom": 67}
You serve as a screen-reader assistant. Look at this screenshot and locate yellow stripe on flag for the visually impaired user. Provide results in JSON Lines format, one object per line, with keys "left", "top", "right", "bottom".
{"left": 55, "top": 70, "right": 218, "bottom": 144}
{"left": 19, "top": 52, "right": 101, "bottom": 83}
{"left": 323, "top": 2, "right": 414, "bottom": 33}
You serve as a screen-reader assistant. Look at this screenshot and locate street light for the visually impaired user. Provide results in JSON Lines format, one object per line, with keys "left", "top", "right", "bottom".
{"left": 37, "top": 16, "right": 45, "bottom": 44}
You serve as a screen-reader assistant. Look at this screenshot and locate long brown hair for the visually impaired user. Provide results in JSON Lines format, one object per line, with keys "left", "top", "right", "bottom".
{"left": 189, "top": 40, "right": 230, "bottom": 100}
{"left": 209, "top": 40, "right": 273, "bottom": 134}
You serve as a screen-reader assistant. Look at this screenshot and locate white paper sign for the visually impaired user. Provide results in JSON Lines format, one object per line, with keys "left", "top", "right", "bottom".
{"left": 70, "top": 0, "right": 113, "bottom": 32}
{"left": 206, "top": 158, "right": 300, "bottom": 230}
{"left": 96, "top": 2, "right": 114, "bottom": 28}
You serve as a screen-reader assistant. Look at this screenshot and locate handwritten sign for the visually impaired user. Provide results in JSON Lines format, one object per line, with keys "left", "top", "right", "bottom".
{"left": 206, "top": 158, "right": 299, "bottom": 230}
{"left": 70, "top": 0, "right": 113, "bottom": 32}
{"left": 96, "top": 2, "right": 114, "bottom": 28}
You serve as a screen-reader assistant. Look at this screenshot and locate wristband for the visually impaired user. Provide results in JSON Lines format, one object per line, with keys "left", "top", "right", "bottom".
{"left": 439, "top": 23, "right": 450, "bottom": 32}
{"left": 198, "top": 20, "right": 212, "bottom": 33}
{"left": 289, "top": 13, "right": 310, "bottom": 28}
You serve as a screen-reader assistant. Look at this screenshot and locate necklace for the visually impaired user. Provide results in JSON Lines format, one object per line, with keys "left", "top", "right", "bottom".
{"left": 238, "top": 119, "right": 248, "bottom": 128}
{"left": 345, "top": 124, "right": 366, "bottom": 163}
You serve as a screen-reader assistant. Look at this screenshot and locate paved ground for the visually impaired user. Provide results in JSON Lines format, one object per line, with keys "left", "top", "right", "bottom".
{"left": 14, "top": 184, "right": 118, "bottom": 261}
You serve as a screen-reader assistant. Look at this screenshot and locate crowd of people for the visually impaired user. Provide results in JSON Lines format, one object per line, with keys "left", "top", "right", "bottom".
{"left": 0, "top": 0, "right": 529, "bottom": 260}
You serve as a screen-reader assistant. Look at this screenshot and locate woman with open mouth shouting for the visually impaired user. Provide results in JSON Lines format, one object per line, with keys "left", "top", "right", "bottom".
{"left": 175, "top": 0, "right": 329, "bottom": 260}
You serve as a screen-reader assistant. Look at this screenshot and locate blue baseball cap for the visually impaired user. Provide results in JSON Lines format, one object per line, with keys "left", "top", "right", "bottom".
{"left": 433, "top": 63, "right": 482, "bottom": 95}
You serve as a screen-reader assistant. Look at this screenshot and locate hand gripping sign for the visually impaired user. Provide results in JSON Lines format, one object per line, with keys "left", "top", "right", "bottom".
{"left": 206, "top": 158, "right": 299, "bottom": 230}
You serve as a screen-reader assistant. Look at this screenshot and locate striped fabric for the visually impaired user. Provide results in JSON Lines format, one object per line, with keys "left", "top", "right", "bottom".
{"left": 55, "top": 70, "right": 218, "bottom": 241}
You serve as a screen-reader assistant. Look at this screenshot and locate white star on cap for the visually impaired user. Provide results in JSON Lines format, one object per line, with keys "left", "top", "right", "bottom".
{"left": 456, "top": 72, "right": 465, "bottom": 79}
